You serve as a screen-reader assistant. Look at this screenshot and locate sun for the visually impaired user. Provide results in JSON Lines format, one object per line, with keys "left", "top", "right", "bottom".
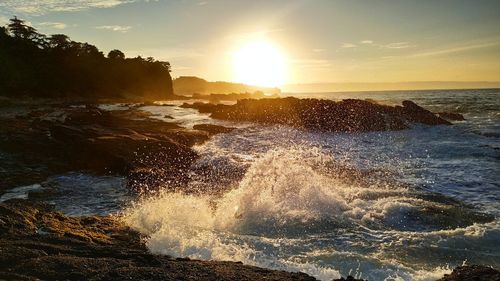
{"left": 232, "top": 40, "right": 287, "bottom": 88}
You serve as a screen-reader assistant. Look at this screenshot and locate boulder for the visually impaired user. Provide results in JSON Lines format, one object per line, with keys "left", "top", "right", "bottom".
{"left": 184, "top": 98, "right": 450, "bottom": 132}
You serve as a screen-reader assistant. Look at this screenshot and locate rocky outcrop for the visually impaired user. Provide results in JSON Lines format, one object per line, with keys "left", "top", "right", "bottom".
{"left": 0, "top": 105, "right": 209, "bottom": 193}
{"left": 182, "top": 98, "right": 450, "bottom": 132}
{"left": 437, "top": 265, "right": 500, "bottom": 281}
{"left": 437, "top": 112, "right": 466, "bottom": 121}
{"left": 0, "top": 200, "right": 323, "bottom": 281}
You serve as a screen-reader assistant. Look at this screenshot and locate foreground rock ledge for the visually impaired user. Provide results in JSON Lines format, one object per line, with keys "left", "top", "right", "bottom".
{"left": 0, "top": 200, "right": 322, "bottom": 281}
{"left": 182, "top": 98, "right": 451, "bottom": 132}
{"left": 1, "top": 200, "right": 498, "bottom": 281}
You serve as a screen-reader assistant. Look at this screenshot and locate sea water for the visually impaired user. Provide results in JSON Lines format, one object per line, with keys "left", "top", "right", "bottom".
{"left": 122, "top": 89, "right": 500, "bottom": 280}
{"left": 5, "top": 89, "right": 496, "bottom": 280}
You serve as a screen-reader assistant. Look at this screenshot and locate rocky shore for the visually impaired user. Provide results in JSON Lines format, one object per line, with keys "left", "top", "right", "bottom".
{"left": 0, "top": 103, "right": 217, "bottom": 193}
{"left": 182, "top": 97, "right": 451, "bottom": 132}
{"left": 0, "top": 200, "right": 318, "bottom": 281}
{"left": 0, "top": 98, "right": 496, "bottom": 281}
{"left": 0, "top": 200, "right": 498, "bottom": 281}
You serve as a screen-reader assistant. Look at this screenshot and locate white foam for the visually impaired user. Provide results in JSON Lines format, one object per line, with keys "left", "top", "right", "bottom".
{"left": 122, "top": 146, "right": 492, "bottom": 280}
{"left": 0, "top": 184, "right": 43, "bottom": 202}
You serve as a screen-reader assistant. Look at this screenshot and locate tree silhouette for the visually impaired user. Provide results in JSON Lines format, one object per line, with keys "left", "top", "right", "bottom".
{"left": 0, "top": 16, "right": 173, "bottom": 100}
{"left": 108, "top": 49, "right": 125, "bottom": 60}
{"left": 7, "top": 16, "right": 38, "bottom": 40}
{"left": 48, "top": 34, "right": 70, "bottom": 49}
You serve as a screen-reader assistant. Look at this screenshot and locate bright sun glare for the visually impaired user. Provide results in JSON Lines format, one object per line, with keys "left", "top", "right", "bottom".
{"left": 233, "top": 40, "right": 287, "bottom": 88}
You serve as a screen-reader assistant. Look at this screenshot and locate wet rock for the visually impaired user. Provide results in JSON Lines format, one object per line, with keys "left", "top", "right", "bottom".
{"left": 437, "top": 265, "right": 500, "bottom": 281}
{"left": 183, "top": 98, "right": 450, "bottom": 133}
{"left": 193, "top": 124, "right": 235, "bottom": 135}
{"left": 0, "top": 200, "right": 317, "bottom": 281}
{"left": 437, "top": 112, "right": 466, "bottom": 121}
{"left": 0, "top": 106, "right": 209, "bottom": 193}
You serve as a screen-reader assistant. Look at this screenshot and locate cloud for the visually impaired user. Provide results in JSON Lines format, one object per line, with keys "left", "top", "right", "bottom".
{"left": 383, "top": 42, "right": 411, "bottom": 49}
{"left": 341, "top": 43, "right": 356, "bottom": 48}
{"left": 39, "top": 22, "right": 67, "bottom": 29}
{"left": 361, "top": 40, "right": 373, "bottom": 44}
{"left": 409, "top": 42, "right": 500, "bottom": 58}
{"left": 96, "top": 25, "right": 132, "bottom": 33}
{"left": 197, "top": 1, "right": 208, "bottom": 5}
{"left": 312, "top": 48, "right": 326, "bottom": 53}
{"left": 0, "top": 0, "right": 138, "bottom": 15}
{"left": 292, "top": 59, "right": 332, "bottom": 69}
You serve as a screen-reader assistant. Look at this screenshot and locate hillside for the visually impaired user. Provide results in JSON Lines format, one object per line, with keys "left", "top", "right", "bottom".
{"left": 173, "top": 76, "right": 281, "bottom": 95}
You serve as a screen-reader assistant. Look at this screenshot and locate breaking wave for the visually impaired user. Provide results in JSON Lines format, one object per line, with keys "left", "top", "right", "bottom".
{"left": 123, "top": 146, "right": 497, "bottom": 280}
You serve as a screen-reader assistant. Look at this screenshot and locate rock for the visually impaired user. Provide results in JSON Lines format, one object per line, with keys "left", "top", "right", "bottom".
{"left": 0, "top": 105, "right": 209, "bottom": 193}
{"left": 184, "top": 98, "right": 450, "bottom": 132}
{"left": 437, "top": 265, "right": 500, "bottom": 281}
{"left": 437, "top": 112, "right": 466, "bottom": 121}
{"left": 193, "top": 124, "right": 235, "bottom": 135}
{"left": 399, "top": 100, "right": 451, "bottom": 125}
{"left": 0, "top": 200, "right": 317, "bottom": 281}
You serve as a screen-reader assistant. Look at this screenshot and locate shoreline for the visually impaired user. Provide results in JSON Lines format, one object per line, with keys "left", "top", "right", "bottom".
{"left": 0, "top": 96, "right": 497, "bottom": 280}
{"left": 0, "top": 200, "right": 497, "bottom": 280}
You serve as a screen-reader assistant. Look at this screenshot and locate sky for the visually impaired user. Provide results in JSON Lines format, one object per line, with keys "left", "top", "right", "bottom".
{"left": 1, "top": 0, "right": 500, "bottom": 85}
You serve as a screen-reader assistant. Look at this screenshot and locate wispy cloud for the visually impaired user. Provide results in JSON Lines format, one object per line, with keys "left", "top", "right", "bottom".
{"left": 39, "top": 21, "right": 67, "bottom": 29}
{"left": 312, "top": 48, "right": 326, "bottom": 53}
{"left": 361, "top": 40, "right": 373, "bottom": 44}
{"left": 292, "top": 58, "right": 332, "bottom": 69}
{"left": 409, "top": 42, "right": 500, "bottom": 58}
{"left": 341, "top": 43, "right": 357, "bottom": 48}
{"left": 0, "top": 0, "right": 139, "bottom": 15}
{"left": 96, "top": 25, "right": 132, "bottom": 33}
{"left": 197, "top": 1, "right": 208, "bottom": 5}
{"left": 383, "top": 42, "right": 411, "bottom": 49}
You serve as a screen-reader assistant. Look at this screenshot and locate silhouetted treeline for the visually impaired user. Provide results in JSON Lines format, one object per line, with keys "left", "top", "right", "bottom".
{"left": 173, "top": 76, "right": 281, "bottom": 95}
{"left": 0, "top": 17, "right": 173, "bottom": 100}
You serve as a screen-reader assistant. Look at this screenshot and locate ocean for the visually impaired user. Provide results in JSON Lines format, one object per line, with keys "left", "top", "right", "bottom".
{"left": 5, "top": 89, "right": 499, "bottom": 280}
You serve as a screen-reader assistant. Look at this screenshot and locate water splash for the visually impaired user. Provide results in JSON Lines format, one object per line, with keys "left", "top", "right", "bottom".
{"left": 123, "top": 146, "right": 495, "bottom": 280}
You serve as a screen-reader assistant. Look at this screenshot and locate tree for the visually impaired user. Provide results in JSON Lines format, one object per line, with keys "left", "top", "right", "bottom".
{"left": 108, "top": 49, "right": 125, "bottom": 60}
{"left": 49, "top": 34, "right": 70, "bottom": 49}
{"left": 7, "top": 16, "right": 38, "bottom": 40}
{"left": 160, "top": 61, "right": 171, "bottom": 72}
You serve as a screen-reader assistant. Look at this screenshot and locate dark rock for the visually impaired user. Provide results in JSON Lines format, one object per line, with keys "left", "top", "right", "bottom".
{"left": 183, "top": 98, "right": 450, "bottom": 133}
{"left": 0, "top": 106, "right": 209, "bottom": 193}
{"left": 437, "top": 265, "right": 500, "bottom": 281}
{"left": 193, "top": 124, "right": 235, "bottom": 135}
{"left": 0, "top": 200, "right": 317, "bottom": 281}
{"left": 437, "top": 112, "right": 466, "bottom": 121}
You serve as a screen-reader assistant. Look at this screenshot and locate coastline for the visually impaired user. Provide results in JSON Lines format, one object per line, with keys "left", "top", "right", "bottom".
{"left": 0, "top": 95, "right": 498, "bottom": 280}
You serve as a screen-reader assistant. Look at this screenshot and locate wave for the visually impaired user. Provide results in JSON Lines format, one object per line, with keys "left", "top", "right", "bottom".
{"left": 122, "top": 146, "right": 496, "bottom": 280}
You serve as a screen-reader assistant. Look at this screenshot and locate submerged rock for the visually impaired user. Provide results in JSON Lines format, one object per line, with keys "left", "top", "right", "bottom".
{"left": 183, "top": 98, "right": 450, "bottom": 132}
{"left": 193, "top": 123, "right": 236, "bottom": 135}
{"left": 437, "top": 111, "right": 466, "bottom": 121}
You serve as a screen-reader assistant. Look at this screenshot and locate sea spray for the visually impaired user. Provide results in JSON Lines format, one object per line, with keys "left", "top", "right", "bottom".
{"left": 122, "top": 146, "right": 496, "bottom": 280}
